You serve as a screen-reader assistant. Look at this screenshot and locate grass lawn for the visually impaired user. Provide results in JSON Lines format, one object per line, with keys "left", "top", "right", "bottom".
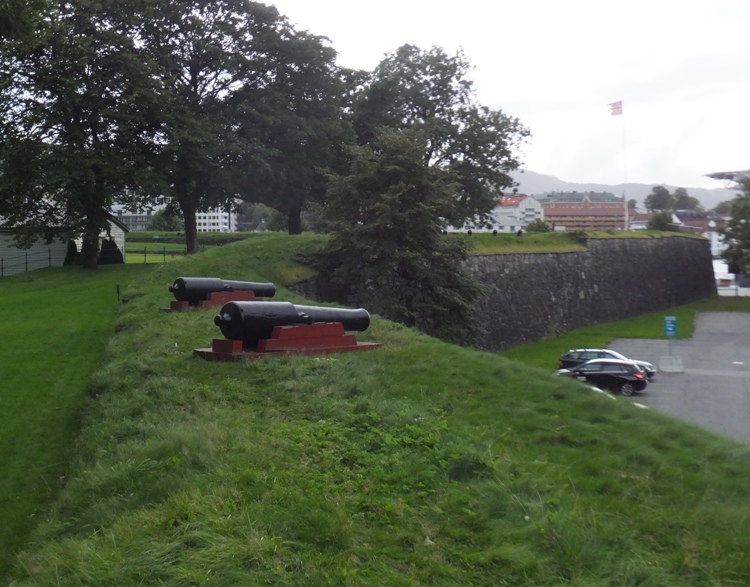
{"left": 5, "top": 234, "right": 750, "bottom": 586}
{"left": 0, "top": 264, "right": 153, "bottom": 575}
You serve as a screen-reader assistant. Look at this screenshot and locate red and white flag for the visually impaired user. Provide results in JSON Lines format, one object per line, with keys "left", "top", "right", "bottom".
{"left": 609, "top": 100, "right": 623, "bottom": 116}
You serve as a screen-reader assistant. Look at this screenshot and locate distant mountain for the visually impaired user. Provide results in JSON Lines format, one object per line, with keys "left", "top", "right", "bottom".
{"left": 510, "top": 170, "right": 740, "bottom": 211}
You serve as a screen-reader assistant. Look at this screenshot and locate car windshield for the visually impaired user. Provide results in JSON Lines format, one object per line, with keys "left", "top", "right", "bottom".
{"left": 606, "top": 350, "right": 627, "bottom": 361}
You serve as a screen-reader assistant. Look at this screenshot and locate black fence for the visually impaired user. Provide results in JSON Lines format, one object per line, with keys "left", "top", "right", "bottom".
{"left": 0, "top": 248, "right": 67, "bottom": 277}
{"left": 125, "top": 247, "right": 193, "bottom": 263}
{"left": 1, "top": 246, "right": 198, "bottom": 274}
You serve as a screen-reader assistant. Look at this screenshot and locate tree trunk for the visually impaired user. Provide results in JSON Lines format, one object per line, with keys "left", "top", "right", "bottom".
{"left": 287, "top": 204, "right": 302, "bottom": 235}
{"left": 80, "top": 231, "right": 100, "bottom": 269}
{"left": 182, "top": 202, "right": 199, "bottom": 254}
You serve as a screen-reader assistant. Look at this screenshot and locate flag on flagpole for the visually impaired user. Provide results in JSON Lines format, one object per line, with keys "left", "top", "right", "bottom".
{"left": 609, "top": 100, "right": 623, "bottom": 116}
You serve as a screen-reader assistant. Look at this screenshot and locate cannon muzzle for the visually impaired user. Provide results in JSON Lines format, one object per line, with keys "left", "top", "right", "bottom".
{"left": 169, "top": 277, "right": 276, "bottom": 304}
{"left": 214, "top": 301, "right": 371, "bottom": 348}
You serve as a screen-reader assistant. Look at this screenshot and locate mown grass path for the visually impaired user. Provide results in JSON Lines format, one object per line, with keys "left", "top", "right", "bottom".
{"left": 0, "top": 265, "right": 153, "bottom": 575}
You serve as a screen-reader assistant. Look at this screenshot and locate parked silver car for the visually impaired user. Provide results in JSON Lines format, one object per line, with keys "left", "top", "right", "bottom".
{"left": 558, "top": 348, "right": 655, "bottom": 379}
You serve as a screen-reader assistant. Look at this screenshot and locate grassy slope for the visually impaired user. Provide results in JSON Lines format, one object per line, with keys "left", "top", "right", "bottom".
{"left": 7, "top": 234, "right": 750, "bottom": 586}
{"left": 0, "top": 265, "right": 153, "bottom": 576}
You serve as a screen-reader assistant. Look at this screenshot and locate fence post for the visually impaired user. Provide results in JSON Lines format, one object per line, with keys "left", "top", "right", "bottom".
{"left": 163, "top": 246, "right": 166, "bottom": 263}
{"left": 1, "top": 258, "right": 3, "bottom": 277}
{"left": 49, "top": 249, "right": 52, "bottom": 267}
{"left": 25, "top": 252, "right": 28, "bottom": 272}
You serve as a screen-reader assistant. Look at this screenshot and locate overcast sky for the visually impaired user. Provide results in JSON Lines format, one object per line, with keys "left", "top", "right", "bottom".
{"left": 269, "top": 0, "right": 749, "bottom": 190}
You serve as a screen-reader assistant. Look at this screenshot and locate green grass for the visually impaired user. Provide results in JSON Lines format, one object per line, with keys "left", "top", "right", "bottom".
{"left": 125, "top": 242, "right": 191, "bottom": 264}
{"left": 127, "top": 227, "right": 699, "bottom": 256}
{"left": 0, "top": 264, "right": 153, "bottom": 576}
{"left": 5, "top": 234, "right": 750, "bottom": 586}
{"left": 452, "top": 229, "right": 703, "bottom": 254}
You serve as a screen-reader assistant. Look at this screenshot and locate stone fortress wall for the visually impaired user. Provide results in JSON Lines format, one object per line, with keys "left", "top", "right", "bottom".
{"left": 467, "top": 236, "right": 716, "bottom": 351}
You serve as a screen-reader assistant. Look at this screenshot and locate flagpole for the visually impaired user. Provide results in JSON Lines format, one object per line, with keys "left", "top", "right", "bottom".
{"left": 622, "top": 106, "right": 628, "bottom": 230}
{"left": 609, "top": 100, "right": 627, "bottom": 230}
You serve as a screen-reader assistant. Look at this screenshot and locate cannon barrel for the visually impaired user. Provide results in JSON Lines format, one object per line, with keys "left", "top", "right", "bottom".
{"left": 213, "top": 301, "right": 371, "bottom": 348}
{"left": 169, "top": 277, "right": 276, "bottom": 304}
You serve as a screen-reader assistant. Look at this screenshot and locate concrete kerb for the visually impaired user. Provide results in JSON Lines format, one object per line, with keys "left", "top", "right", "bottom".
{"left": 659, "top": 356, "right": 684, "bottom": 373}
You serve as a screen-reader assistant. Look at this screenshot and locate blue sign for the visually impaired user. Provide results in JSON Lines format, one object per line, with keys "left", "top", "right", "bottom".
{"left": 664, "top": 316, "right": 677, "bottom": 337}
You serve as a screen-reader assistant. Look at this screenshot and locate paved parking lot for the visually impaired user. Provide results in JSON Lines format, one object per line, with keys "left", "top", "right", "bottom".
{"left": 610, "top": 313, "right": 750, "bottom": 443}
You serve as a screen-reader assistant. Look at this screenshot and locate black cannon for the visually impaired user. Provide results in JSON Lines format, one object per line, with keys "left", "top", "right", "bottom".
{"left": 169, "top": 277, "right": 276, "bottom": 305}
{"left": 213, "top": 301, "right": 371, "bottom": 348}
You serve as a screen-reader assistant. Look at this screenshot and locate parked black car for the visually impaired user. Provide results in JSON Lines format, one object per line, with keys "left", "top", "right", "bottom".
{"left": 558, "top": 348, "right": 656, "bottom": 379}
{"left": 554, "top": 358, "right": 648, "bottom": 396}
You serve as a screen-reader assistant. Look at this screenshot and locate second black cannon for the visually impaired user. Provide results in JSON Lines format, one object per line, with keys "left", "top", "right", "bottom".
{"left": 169, "top": 277, "right": 276, "bottom": 306}
{"left": 213, "top": 301, "right": 371, "bottom": 349}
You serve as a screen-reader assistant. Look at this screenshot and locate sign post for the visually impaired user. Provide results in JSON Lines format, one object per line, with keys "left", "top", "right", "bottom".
{"left": 663, "top": 316, "right": 677, "bottom": 337}
{"left": 664, "top": 315, "right": 677, "bottom": 356}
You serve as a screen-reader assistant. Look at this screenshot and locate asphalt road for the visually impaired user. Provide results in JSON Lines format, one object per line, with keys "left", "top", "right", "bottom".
{"left": 610, "top": 312, "right": 750, "bottom": 443}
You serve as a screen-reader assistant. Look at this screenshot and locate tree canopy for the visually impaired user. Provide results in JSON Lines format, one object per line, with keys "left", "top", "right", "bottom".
{"left": 125, "top": 0, "right": 307, "bottom": 253}
{"left": 311, "top": 127, "right": 486, "bottom": 344}
{"left": 0, "top": 0, "right": 346, "bottom": 260}
{"left": 0, "top": 0, "right": 163, "bottom": 267}
{"left": 0, "top": 3, "right": 530, "bottom": 276}
{"left": 644, "top": 186, "right": 675, "bottom": 212}
{"left": 308, "top": 45, "right": 529, "bottom": 341}
{"left": 147, "top": 208, "right": 183, "bottom": 232}
{"left": 714, "top": 200, "right": 733, "bottom": 215}
{"left": 672, "top": 187, "right": 701, "bottom": 211}
{"left": 351, "top": 44, "right": 529, "bottom": 228}
{"left": 231, "top": 26, "right": 349, "bottom": 235}
{"left": 646, "top": 210, "right": 680, "bottom": 232}
{"left": 524, "top": 218, "right": 552, "bottom": 233}
{"left": 644, "top": 186, "right": 701, "bottom": 213}
{"left": 0, "top": 0, "right": 46, "bottom": 40}
{"left": 720, "top": 181, "right": 750, "bottom": 274}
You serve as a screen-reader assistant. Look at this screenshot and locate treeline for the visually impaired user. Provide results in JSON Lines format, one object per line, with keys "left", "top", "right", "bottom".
{"left": 0, "top": 0, "right": 528, "bottom": 270}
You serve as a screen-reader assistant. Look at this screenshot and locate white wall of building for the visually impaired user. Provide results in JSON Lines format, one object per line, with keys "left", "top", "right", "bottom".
{"left": 196, "top": 208, "right": 238, "bottom": 232}
{"left": 487, "top": 196, "right": 544, "bottom": 233}
{"left": 0, "top": 231, "right": 68, "bottom": 276}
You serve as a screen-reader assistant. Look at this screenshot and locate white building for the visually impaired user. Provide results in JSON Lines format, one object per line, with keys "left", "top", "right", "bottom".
{"left": 1, "top": 212, "right": 127, "bottom": 276}
{"left": 448, "top": 194, "right": 545, "bottom": 234}
{"left": 111, "top": 202, "right": 239, "bottom": 233}
{"left": 196, "top": 207, "right": 238, "bottom": 232}
{"left": 0, "top": 229, "right": 68, "bottom": 276}
{"left": 490, "top": 194, "right": 544, "bottom": 232}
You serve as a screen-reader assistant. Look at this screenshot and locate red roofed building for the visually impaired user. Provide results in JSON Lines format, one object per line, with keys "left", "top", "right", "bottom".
{"left": 543, "top": 197, "right": 629, "bottom": 230}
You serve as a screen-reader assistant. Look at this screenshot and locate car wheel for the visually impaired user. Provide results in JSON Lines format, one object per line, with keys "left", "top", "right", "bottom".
{"left": 620, "top": 382, "right": 635, "bottom": 396}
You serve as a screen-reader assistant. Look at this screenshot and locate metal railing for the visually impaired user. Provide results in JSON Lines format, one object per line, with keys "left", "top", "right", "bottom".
{"left": 0, "top": 249, "right": 67, "bottom": 277}
{"left": 125, "top": 246, "right": 194, "bottom": 264}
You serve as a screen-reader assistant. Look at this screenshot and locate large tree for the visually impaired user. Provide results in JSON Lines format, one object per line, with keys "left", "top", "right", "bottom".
{"left": 124, "top": 0, "right": 346, "bottom": 248}
{"left": 714, "top": 200, "right": 733, "bottom": 215}
{"left": 0, "top": 0, "right": 162, "bottom": 268}
{"left": 644, "top": 185, "right": 675, "bottom": 212}
{"left": 232, "top": 28, "right": 350, "bottom": 235}
{"left": 123, "top": 0, "right": 300, "bottom": 253}
{"left": 647, "top": 210, "right": 680, "bottom": 232}
{"left": 311, "top": 45, "right": 528, "bottom": 341}
{"left": 312, "top": 127, "right": 486, "bottom": 343}
{"left": 720, "top": 181, "right": 750, "bottom": 274}
{"left": 672, "top": 187, "right": 701, "bottom": 211}
{"left": 351, "top": 44, "right": 529, "bottom": 227}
